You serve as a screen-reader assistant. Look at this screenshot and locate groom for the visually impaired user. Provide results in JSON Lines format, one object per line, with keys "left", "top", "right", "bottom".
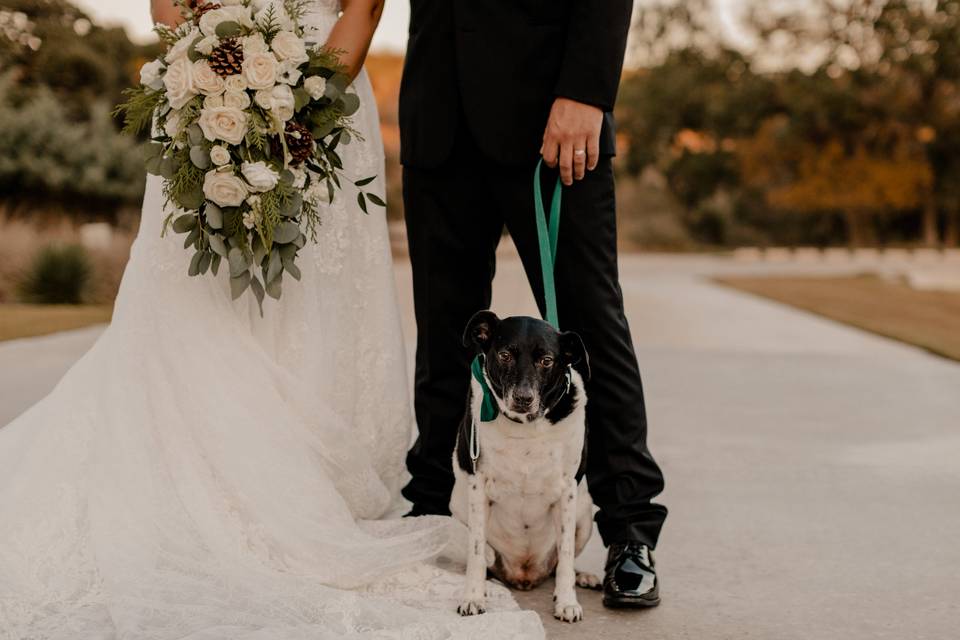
{"left": 398, "top": 0, "right": 667, "bottom": 608}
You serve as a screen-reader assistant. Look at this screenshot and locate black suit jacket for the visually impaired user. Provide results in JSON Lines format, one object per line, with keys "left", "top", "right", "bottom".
{"left": 399, "top": 0, "right": 634, "bottom": 168}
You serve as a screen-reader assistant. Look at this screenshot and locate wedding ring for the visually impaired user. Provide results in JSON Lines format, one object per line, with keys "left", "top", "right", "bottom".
{"left": 574, "top": 149, "right": 586, "bottom": 157}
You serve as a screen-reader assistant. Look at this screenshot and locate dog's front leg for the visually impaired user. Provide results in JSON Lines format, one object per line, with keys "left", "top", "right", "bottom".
{"left": 458, "top": 471, "right": 488, "bottom": 616}
{"left": 553, "top": 478, "right": 583, "bottom": 622}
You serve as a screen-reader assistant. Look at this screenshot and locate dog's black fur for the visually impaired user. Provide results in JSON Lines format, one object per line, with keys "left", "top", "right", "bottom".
{"left": 456, "top": 312, "right": 591, "bottom": 478}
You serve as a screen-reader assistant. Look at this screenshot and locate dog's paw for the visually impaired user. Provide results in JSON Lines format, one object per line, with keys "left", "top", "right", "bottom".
{"left": 457, "top": 599, "right": 486, "bottom": 616}
{"left": 575, "top": 571, "right": 602, "bottom": 590}
{"left": 553, "top": 599, "right": 584, "bottom": 623}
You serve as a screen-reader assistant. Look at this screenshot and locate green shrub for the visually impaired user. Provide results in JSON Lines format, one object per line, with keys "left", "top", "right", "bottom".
{"left": 17, "top": 244, "right": 92, "bottom": 304}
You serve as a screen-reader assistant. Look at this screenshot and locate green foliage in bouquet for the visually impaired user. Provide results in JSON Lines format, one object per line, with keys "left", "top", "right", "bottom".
{"left": 114, "top": 0, "right": 383, "bottom": 313}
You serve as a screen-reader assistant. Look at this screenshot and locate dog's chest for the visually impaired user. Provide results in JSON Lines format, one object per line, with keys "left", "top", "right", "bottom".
{"left": 480, "top": 420, "right": 581, "bottom": 505}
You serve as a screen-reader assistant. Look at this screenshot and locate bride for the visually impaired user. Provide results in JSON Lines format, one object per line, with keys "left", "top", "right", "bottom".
{"left": 0, "top": 1, "right": 543, "bottom": 638}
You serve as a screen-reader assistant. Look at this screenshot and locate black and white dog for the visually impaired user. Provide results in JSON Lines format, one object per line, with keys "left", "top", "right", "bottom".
{"left": 451, "top": 311, "right": 600, "bottom": 623}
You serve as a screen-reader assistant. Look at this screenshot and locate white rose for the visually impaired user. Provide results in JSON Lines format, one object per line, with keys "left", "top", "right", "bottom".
{"left": 164, "top": 109, "right": 184, "bottom": 138}
{"left": 165, "top": 28, "right": 200, "bottom": 63}
{"left": 140, "top": 59, "right": 165, "bottom": 91}
{"left": 163, "top": 57, "right": 197, "bottom": 110}
{"left": 225, "top": 74, "right": 248, "bottom": 92}
{"left": 241, "top": 161, "right": 280, "bottom": 193}
{"left": 204, "top": 169, "right": 249, "bottom": 208}
{"left": 255, "top": 84, "right": 295, "bottom": 122}
{"left": 303, "top": 76, "right": 327, "bottom": 100}
{"left": 242, "top": 51, "right": 278, "bottom": 90}
{"left": 199, "top": 6, "right": 254, "bottom": 37}
{"left": 270, "top": 31, "right": 309, "bottom": 65}
{"left": 210, "top": 145, "right": 231, "bottom": 166}
{"left": 192, "top": 59, "right": 225, "bottom": 96}
{"left": 198, "top": 106, "right": 249, "bottom": 145}
{"left": 204, "top": 94, "right": 225, "bottom": 109}
{"left": 195, "top": 34, "right": 218, "bottom": 55}
{"left": 223, "top": 90, "right": 251, "bottom": 110}
{"left": 242, "top": 33, "right": 268, "bottom": 55}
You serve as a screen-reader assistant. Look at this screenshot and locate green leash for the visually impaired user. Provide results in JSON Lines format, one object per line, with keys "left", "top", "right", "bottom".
{"left": 471, "top": 159, "right": 563, "bottom": 424}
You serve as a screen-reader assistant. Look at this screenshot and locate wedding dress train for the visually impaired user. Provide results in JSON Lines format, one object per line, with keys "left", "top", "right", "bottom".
{"left": 0, "top": 3, "right": 543, "bottom": 638}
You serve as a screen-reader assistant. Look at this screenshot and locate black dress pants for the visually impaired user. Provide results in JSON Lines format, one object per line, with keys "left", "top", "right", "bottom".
{"left": 401, "top": 124, "right": 667, "bottom": 547}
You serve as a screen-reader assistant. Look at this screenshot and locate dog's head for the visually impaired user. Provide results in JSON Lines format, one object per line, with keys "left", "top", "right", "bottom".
{"left": 463, "top": 311, "right": 590, "bottom": 423}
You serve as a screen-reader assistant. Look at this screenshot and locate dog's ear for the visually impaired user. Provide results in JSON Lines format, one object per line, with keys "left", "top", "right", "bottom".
{"left": 463, "top": 311, "right": 501, "bottom": 350}
{"left": 559, "top": 331, "right": 591, "bottom": 382}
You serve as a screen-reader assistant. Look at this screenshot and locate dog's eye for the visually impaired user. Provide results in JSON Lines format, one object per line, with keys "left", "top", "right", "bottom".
{"left": 497, "top": 351, "right": 513, "bottom": 364}
{"left": 539, "top": 356, "right": 555, "bottom": 368}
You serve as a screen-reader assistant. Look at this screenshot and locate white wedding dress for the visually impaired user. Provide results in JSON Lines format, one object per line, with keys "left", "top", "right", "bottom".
{"left": 0, "top": 3, "right": 543, "bottom": 638}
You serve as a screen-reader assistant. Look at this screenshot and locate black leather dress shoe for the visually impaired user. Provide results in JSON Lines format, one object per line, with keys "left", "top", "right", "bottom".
{"left": 603, "top": 542, "right": 661, "bottom": 608}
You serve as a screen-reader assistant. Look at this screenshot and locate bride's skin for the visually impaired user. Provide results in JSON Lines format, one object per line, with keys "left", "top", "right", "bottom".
{"left": 150, "top": 0, "right": 385, "bottom": 80}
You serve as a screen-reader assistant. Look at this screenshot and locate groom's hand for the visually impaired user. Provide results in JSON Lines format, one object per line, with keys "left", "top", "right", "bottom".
{"left": 540, "top": 97, "right": 603, "bottom": 186}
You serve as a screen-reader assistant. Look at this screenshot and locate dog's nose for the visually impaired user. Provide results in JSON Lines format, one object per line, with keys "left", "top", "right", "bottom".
{"left": 513, "top": 392, "right": 534, "bottom": 409}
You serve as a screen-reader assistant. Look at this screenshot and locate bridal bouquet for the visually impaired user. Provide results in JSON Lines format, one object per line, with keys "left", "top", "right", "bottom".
{"left": 116, "top": 0, "right": 382, "bottom": 308}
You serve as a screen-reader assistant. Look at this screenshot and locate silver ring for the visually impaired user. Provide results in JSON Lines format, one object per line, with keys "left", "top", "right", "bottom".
{"left": 574, "top": 149, "right": 586, "bottom": 157}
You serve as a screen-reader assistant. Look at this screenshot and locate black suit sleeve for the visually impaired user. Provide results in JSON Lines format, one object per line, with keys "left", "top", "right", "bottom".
{"left": 553, "top": 0, "right": 634, "bottom": 112}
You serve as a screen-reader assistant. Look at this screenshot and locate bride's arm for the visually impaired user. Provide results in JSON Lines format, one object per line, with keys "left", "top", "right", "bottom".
{"left": 324, "top": 0, "right": 386, "bottom": 80}
{"left": 151, "top": 0, "right": 186, "bottom": 27}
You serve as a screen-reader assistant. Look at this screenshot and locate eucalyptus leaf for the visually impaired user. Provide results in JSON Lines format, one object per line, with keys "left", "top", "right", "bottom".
{"left": 199, "top": 251, "right": 212, "bottom": 275}
{"left": 280, "top": 169, "right": 295, "bottom": 188}
{"left": 354, "top": 175, "right": 375, "bottom": 187}
{"left": 282, "top": 258, "right": 301, "bottom": 281}
{"left": 279, "top": 192, "right": 303, "bottom": 218}
{"left": 176, "top": 185, "right": 205, "bottom": 210}
{"left": 158, "top": 155, "right": 178, "bottom": 179}
{"left": 228, "top": 248, "right": 247, "bottom": 278}
{"left": 294, "top": 233, "right": 306, "bottom": 248}
{"left": 183, "top": 226, "right": 201, "bottom": 248}
{"left": 252, "top": 235, "right": 268, "bottom": 265}
{"left": 172, "top": 214, "right": 197, "bottom": 233}
{"left": 188, "top": 251, "right": 203, "bottom": 277}
{"left": 341, "top": 93, "right": 360, "bottom": 116}
{"left": 265, "top": 274, "right": 283, "bottom": 300}
{"left": 206, "top": 204, "right": 224, "bottom": 230}
{"left": 273, "top": 221, "right": 300, "bottom": 244}
{"left": 294, "top": 87, "right": 310, "bottom": 111}
{"left": 367, "top": 193, "right": 386, "bottom": 207}
{"left": 187, "top": 124, "right": 204, "bottom": 147}
{"left": 230, "top": 271, "right": 251, "bottom": 300}
{"left": 143, "top": 143, "right": 164, "bottom": 161}
{"left": 250, "top": 275, "right": 265, "bottom": 313}
{"left": 215, "top": 21, "right": 242, "bottom": 38}
{"left": 266, "top": 249, "right": 283, "bottom": 284}
{"left": 189, "top": 145, "right": 211, "bottom": 170}
{"left": 211, "top": 253, "right": 221, "bottom": 276}
{"left": 357, "top": 192, "right": 368, "bottom": 215}
{"left": 279, "top": 244, "right": 297, "bottom": 261}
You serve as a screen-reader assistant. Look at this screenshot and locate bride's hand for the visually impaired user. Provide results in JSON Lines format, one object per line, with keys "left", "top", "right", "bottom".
{"left": 324, "top": 0, "right": 386, "bottom": 80}
{"left": 151, "top": 0, "right": 186, "bottom": 27}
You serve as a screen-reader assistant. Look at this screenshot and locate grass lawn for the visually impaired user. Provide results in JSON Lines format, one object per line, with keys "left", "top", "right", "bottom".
{"left": 715, "top": 275, "right": 960, "bottom": 362}
{"left": 0, "top": 304, "right": 112, "bottom": 342}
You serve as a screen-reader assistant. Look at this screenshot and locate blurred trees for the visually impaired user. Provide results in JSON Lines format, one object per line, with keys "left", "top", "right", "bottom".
{"left": 620, "top": 0, "right": 960, "bottom": 247}
{"left": 0, "top": 0, "right": 157, "bottom": 217}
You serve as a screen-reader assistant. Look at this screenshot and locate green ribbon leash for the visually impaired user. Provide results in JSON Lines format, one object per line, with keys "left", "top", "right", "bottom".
{"left": 471, "top": 159, "right": 562, "bottom": 423}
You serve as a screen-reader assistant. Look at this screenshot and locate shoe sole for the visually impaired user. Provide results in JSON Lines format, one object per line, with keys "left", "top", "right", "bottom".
{"left": 602, "top": 594, "right": 661, "bottom": 609}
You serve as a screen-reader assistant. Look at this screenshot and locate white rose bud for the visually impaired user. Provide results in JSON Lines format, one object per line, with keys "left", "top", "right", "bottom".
{"left": 198, "top": 106, "right": 249, "bottom": 145}
{"left": 223, "top": 90, "right": 251, "bottom": 110}
{"left": 165, "top": 28, "right": 200, "bottom": 63}
{"left": 140, "top": 59, "right": 165, "bottom": 91}
{"left": 241, "top": 161, "right": 280, "bottom": 193}
{"left": 163, "top": 57, "right": 197, "bottom": 110}
{"left": 242, "top": 33, "right": 268, "bottom": 56}
{"left": 290, "top": 166, "right": 307, "bottom": 189}
{"left": 270, "top": 31, "right": 309, "bottom": 65}
{"left": 255, "top": 84, "right": 295, "bottom": 122}
{"left": 304, "top": 76, "right": 327, "bottom": 101}
{"left": 164, "top": 109, "right": 184, "bottom": 139}
{"left": 192, "top": 59, "right": 226, "bottom": 96}
{"left": 224, "top": 74, "right": 248, "bottom": 92}
{"left": 210, "top": 145, "right": 231, "bottom": 166}
{"left": 195, "top": 35, "right": 219, "bottom": 56}
{"left": 242, "top": 51, "right": 279, "bottom": 91}
{"left": 204, "top": 169, "right": 249, "bottom": 208}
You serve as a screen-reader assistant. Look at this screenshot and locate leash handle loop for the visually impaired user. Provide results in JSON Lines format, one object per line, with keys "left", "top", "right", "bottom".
{"left": 533, "top": 159, "right": 562, "bottom": 329}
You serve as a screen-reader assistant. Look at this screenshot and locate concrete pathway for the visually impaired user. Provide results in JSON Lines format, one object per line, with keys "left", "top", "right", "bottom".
{"left": 2, "top": 253, "right": 959, "bottom": 639}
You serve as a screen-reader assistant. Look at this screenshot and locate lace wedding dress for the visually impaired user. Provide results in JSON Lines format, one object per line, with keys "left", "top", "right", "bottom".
{"left": 0, "top": 3, "right": 543, "bottom": 638}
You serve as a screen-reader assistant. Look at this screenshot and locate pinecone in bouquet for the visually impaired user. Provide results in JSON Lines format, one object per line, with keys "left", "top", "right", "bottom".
{"left": 209, "top": 38, "right": 244, "bottom": 77}
{"left": 191, "top": 1, "right": 220, "bottom": 23}
{"left": 272, "top": 122, "right": 316, "bottom": 166}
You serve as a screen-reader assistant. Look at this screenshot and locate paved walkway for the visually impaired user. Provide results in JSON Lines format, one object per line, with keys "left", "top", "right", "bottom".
{"left": 2, "top": 253, "right": 959, "bottom": 639}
